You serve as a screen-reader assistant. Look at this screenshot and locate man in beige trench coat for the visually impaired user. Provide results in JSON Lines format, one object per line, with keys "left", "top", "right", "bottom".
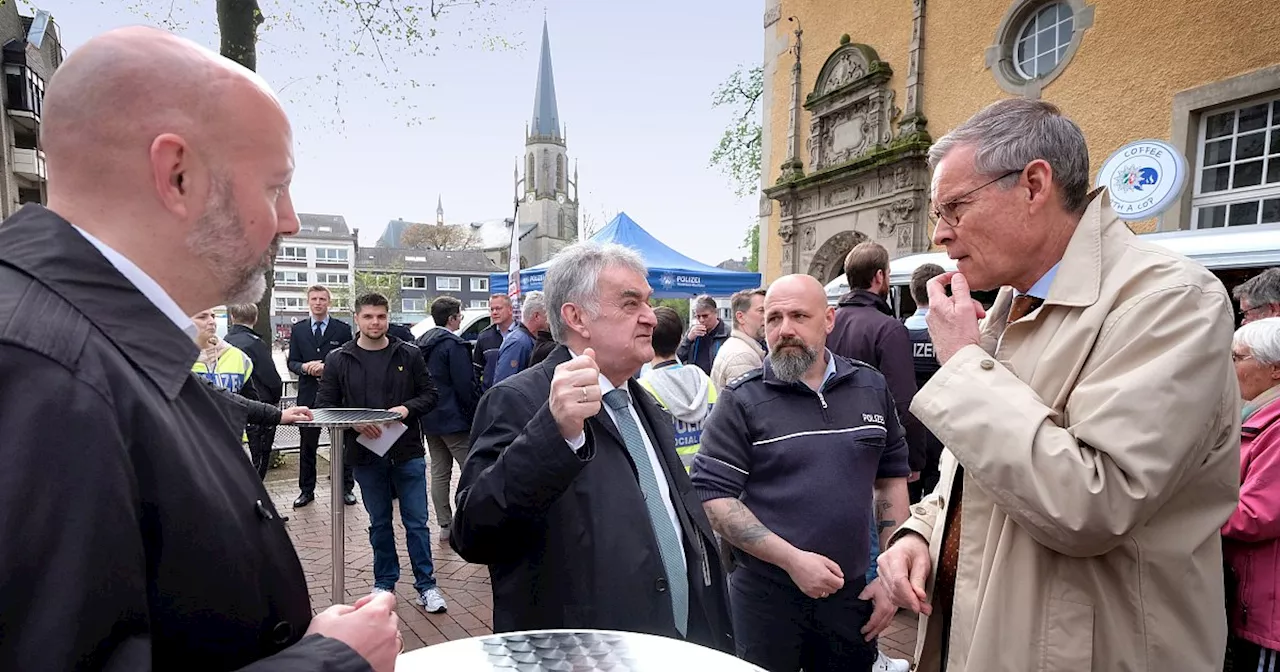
{"left": 877, "top": 98, "right": 1241, "bottom": 672}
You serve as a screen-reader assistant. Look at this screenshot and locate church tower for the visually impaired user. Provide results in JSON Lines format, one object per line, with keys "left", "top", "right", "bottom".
{"left": 516, "top": 19, "right": 578, "bottom": 266}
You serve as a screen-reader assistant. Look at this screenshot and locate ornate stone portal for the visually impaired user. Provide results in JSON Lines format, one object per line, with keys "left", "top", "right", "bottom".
{"left": 765, "top": 36, "right": 932, "bottom": 285}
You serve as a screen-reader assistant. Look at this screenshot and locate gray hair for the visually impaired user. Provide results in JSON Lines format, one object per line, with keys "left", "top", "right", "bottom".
{"left": 1234, "top": 317, "right": 1280, "bottom": 365}
{"left": 544, "top": 242, "right": 648, "bottom": 342}
{"left": 1234, "top": 268, "right": 1280, "bottom": 308}
{"left": 928, "top": 98, "right": 1090, "bottom": 213}
{"left": 521, "top": 290, "right": 546, "bottom": 319}
{"left": 694, "top": 295, "right": 717, "bottom": 314}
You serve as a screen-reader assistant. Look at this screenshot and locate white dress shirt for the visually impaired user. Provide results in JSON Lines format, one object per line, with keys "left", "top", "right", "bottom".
{"left": 73, "top": 225, "right": 196, "bottom": 338}
{"left": 565, "top": 355, "right": 686, "bottom": 570}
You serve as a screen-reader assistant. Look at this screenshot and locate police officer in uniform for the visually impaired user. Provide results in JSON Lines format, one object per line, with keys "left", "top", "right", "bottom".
{"left": 903, "top": 263, "right": 946, "bottom": 502}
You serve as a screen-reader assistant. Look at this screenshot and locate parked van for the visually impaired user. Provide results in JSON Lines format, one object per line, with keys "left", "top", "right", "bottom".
{"left": 826, "top": 223, "right": 1280, "bottom": 319}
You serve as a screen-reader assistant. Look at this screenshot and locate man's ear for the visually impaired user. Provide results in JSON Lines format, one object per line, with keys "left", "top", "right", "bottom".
{"left": 150, "top": 133, "right": 196, "bottom": 218}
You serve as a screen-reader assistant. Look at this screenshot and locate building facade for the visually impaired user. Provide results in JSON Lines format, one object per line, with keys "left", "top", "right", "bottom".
{"left": 271, "top": 213, "right": 357, "bottom": 337}
{"left": 758, "top": 0, "right": 1280, "bottom": 282}
{"left": 0, "top": 5, "right": 61, "bottom": 218}
{"left": 354, "top": 247, "right": 500, "bottom": 325}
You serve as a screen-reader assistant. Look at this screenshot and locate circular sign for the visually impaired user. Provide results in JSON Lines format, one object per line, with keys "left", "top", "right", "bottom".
{"left": 1095, "top": 139, "right": 1188, "bottom": 221}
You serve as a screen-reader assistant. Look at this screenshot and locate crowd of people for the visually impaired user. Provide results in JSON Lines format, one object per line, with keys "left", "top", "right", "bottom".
{"left": 1, "top": 25, "right": 1278, "bottom": 672}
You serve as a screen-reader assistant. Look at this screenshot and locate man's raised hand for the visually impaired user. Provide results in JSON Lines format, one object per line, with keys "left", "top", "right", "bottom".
{"left": 550, "top": 347, "right": 602, "bottom": 441}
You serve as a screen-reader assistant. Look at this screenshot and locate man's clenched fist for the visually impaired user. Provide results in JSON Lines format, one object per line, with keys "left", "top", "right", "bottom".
{"left": 551, "top": 347, "right": 602, "bottom": 441}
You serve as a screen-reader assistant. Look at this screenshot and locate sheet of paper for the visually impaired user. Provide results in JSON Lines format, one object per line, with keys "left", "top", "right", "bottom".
{"left": 355, "top": 421, "right": 407, "bottom": 457}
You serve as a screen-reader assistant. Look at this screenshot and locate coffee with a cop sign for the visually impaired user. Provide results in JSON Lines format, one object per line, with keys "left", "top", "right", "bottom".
{"left": 1096, "top": 139, "right": 1188, "bottom": 221}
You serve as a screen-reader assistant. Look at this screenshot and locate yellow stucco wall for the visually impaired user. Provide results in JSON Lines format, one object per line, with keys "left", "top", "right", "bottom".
{"left": 763, "top": 0, "right": 1280, "bottom": 281}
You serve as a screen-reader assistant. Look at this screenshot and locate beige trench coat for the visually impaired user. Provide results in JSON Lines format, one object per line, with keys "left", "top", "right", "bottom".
{"left": 898, "top": 191, "right": 1241, "bottom": 672}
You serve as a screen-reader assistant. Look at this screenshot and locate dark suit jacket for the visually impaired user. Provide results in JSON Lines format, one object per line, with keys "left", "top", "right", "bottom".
{"left": 0, "top": 205, "right": 367, "bottom": 670}
{"left": 225, "top": 324, "right": 283, "bottom": 404}
{"left": 451, "top": 345, "right": 733, "bottom": 652}
{"left": 287, "top": 316, "right": 352, "bottom": 406}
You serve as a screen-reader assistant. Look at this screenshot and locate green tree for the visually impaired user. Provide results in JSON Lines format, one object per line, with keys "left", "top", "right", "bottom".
{"left": 710, "top": 65, "right": 763, "bottom": 274}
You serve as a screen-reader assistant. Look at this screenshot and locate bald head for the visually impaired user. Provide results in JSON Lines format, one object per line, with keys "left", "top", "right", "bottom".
{"left": 42, "top": 27, "right": 299, "bottom": 315}
{"left": 764, "top": 274, "right": 835, "bottom": 384}
{"left": 44, "top": 26, "right": 280, "bottom": 192}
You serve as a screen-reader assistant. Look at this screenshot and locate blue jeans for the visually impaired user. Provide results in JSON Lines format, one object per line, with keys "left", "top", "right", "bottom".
{"left": 353, "top": 457, "right": 437, "bottom": 594}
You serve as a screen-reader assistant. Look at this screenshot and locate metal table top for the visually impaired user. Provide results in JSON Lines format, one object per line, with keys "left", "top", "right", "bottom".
{"left": 293, "top": 408, "right": 402, "bottom": 428}
{"left": 396, "top": 630, "right": 764, "bottom": 671}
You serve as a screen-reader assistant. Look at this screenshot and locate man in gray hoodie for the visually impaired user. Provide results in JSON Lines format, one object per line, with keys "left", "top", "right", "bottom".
{"left": 639, "top": 306, "right": 717, "bottom": 471}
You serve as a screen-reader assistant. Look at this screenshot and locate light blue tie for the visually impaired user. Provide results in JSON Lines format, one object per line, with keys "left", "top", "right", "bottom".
{"left": 603, "top": 388, "right": 689, "bottom": 636}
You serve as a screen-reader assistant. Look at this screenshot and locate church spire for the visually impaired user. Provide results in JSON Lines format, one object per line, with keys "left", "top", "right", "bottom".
{"left": 436, "top": 195, "right": 444, "bottom": 225}
{"left": 530, "top": 19, "right": 561, "bottom": 140}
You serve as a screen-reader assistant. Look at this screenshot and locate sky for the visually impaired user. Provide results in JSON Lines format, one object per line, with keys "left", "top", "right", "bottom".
{"left": 40, "top": 0, "right": 762, "bottom": 265}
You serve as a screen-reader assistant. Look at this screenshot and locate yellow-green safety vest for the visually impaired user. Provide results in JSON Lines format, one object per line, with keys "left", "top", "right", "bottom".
{"left": 193, "top": 345, "right": 255, "bottom": 442}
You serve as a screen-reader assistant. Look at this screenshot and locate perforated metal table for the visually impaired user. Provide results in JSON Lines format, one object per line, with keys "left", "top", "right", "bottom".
{"left": 395, "top": 630, "right": 763, "bottom": 671}
{"left": 294, "top": 408, "right": 402, "bottom": 604}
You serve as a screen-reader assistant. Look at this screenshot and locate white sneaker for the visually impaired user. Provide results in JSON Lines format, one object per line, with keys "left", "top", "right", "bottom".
{"left": 438, "top": 526, "right": 450, "bottom": 542}
{"left": 371, "top": 586, "right": 393, "bottom": 596}
{"left": 418, "top": 586, "right": 447, "bottom": 613}
{"left": 873, "top": 651, "right": 911, "bottom": 672}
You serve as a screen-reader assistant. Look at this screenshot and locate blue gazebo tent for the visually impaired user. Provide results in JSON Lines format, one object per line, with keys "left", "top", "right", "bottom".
{"left": 489, "top": 212, "right": 762, "bottom": 298}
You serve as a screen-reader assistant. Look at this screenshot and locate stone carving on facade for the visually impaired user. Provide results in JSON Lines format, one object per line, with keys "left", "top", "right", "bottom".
{"left": 898, "top": 224, "right": 915, "bottom": 250}
{"left": 758, "top": 194, "right": 773, "bottom": 217}
{"left": 763, "top": 3, "right": 781, "bottom": 28}
{"left": 781, "top": 244, "right": 793, "bottom": 268}
{"left": 877, "top": 198, "right": 917, "bottom": 238}
{"left": 821, "top": 51, "right": 867, "bottom": 94}
{"left": 799, "top": 196, "right": 816, "bottom": 215}
{"left": 808, "top": 230, "right": 868, "bottom": 284}
{"left": 802, "top": 225, "right": 817, "bottom": 251}
{"left": 895, "top": 164, "right": 912, "bottom": 190}
{"left": 804, "top": 41, "right": 896, "bottom": 173}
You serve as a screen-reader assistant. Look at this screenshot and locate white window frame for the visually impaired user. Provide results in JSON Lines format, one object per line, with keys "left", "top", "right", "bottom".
{"left": 436, "top": 276, "right": 461, "bottom": 292}
{"left": 469, "top": 300, "right": 489, "bottom": 309}
{"left": 402, "top": 298, "right": 426, "bottom": 313}
{"left": 1191, "top": 95, "right": 1280, "bottom": 228}
{"left": 278, "top": 245, "right": 307, "bottom": 262}
{"left": 315, "top": 272, "right": 348, "bottom": 285}
{"left": 274, "top": 296, "right": 306, "bottom": 310}
{"left": 315, "top": 247, "right": 349, "bottom": 263}
{"left": 274, "top": 270, "right": 308, "bottom": 286}
{"left": 402, "top": 275, "right": 428, "bottom": 289}
{"left": 1012, "top": 2, "right": 1073, "bottom": 80}
{"left": 471, "top": 277, "right": 489, "bottom": 292}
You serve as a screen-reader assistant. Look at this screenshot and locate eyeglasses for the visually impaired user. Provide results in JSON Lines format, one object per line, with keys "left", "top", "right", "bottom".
{"left": 1240, "top": 305, "right": 1274, "bottom": 322}
{"left": 928, "top": 169, "right": 1023, "bottom": 229}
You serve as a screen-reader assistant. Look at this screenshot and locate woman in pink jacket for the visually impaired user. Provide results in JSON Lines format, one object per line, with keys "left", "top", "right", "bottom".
{"left": 1226, "top": 316, "right": 1280, "bottom": 670}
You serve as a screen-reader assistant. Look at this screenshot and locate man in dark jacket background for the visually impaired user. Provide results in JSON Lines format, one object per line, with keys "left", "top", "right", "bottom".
{"left": 288, "top": 283, "right": 355, "bottom": 507}
{"left": 318, "top": 292, "right": 447, "bottom": 613}
{"left": 677, "top": 294, "right": 732, "bottom": 376}
{"left": 452, "top": 242, "right": 733, "bottom": 651}
{"left": 225, "top": 302, "right": 285, "bottom": 480}
{"left": 826, "top": 242, "right": 926, "bottom": 477}
{"left": 903, "top": 263, "right": 947, "bottom": 502}
{"left": 416, "top": 296, "right": 479, "bottom": 543}
{"left": 473, "top": 292, "right": 516, "bottom": 390}
{"left": 0, "top": 27, "right": 397, "bottom": 671}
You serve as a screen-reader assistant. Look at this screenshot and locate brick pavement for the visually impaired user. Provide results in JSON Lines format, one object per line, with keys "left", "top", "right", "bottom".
{"left": 264, "top": 451, "right": 919, "bottom": 661}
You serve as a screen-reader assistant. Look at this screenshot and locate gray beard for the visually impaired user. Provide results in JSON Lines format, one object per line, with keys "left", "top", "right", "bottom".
{"left": 769, "top": 342, "right": 819, "bottom": 383}
{"left": 186, "top": 178, "right": 278, "bottom": 305}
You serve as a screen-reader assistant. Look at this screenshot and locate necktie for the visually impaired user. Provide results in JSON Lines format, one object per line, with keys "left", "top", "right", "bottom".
{"left": 934, "top": 467, "right": 964, "bottom": 662}
{"left": 603, "top": 388, "right": 689, "bottom": 636}
{"left": 314, "top": 321, "right": 323, "bottom": 343}
{"left": 1007, "top": 295, "right": 1044, "bottom": 324}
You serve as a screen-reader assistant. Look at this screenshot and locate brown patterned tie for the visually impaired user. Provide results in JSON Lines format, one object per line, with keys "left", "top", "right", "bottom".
{"left": 1007, "top": 294, "right": 1045, "bottom": 324}
{"left": 934, "top": 468, "right": 964, "bottom": 664}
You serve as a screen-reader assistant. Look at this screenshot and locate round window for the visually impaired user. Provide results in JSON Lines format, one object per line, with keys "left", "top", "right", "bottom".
{"left": 1014, "top": 2, "right": 1075, "bottom": 80}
